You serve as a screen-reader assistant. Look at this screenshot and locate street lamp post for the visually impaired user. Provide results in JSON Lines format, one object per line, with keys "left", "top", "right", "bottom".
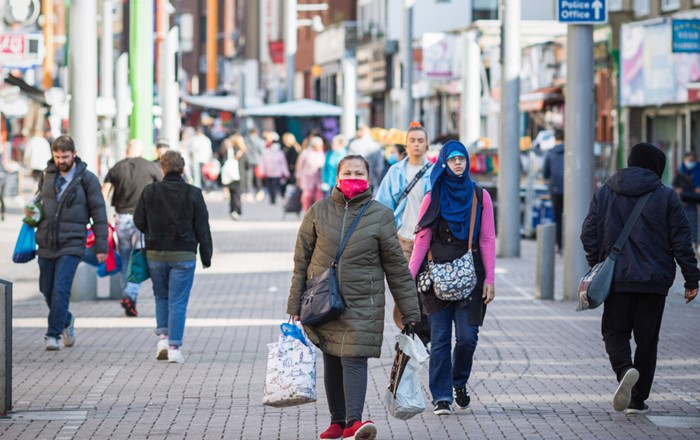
{"left": 284, "top": 0, "right": 328, "bottom": 101}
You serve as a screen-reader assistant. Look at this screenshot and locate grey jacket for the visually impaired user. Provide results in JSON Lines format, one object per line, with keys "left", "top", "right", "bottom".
{"left": 36, "top": 158, "right": 109, "bottom": 258}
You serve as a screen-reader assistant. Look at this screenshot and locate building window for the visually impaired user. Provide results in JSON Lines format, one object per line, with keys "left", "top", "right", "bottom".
{"left": 633, "top": 0, "right": 650, "bottom": 17}
{"left": 472, "top": 0, "right": 498, "bottom": 20}
{"left": 608, "top": 0, "right": 623, "bottom": 11}
{"left": 660, "top": 0, "right": 681, "bottom": 11}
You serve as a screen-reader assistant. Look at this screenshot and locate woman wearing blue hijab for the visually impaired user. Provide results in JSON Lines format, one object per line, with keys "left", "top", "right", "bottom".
{"left": 409, "top": 140, "right": 496, "bottom": 416}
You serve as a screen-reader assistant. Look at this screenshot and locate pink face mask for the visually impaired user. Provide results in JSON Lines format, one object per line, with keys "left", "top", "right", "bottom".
{"left": 337, "top": 178, "right": 369, "bottom": 199}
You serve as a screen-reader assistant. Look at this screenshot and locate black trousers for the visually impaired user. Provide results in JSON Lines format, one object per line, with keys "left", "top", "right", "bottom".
{"left": 226, "top": 182, "right": 242, "bottom": 215}
{"left": 601, "top": 292, "right": 666, "bottom": 404}
{"left": 323, "top": 353, "right": 368, "bottom": 425}
{"left": 551, "top": 193, "right": 563, "bottom": 252}
{"left": 264, "top": 177, "right": 281, "bottom": 204}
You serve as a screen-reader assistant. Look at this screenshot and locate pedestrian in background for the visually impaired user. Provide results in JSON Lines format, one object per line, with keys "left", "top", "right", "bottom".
{"left": 409, "top": 141, "right": 496, "bottom": 416}
{"left": 321, "top": 134, "right": 348, "bottom": 195}
{"left": 32, "top": 135, "right": 109, "bottom": 351}
{"left": 23, "top": 130, "right": 52, "bottom": 182}
{"left": 221, "top": 134, "right": 246, "bottom": 220}
{"left": 281, "top": 132, "right": 301, "bottom": 197}
{"left": 376, "top": 122, "right": 433, "bottom": 341}
{"left": 153, "top": 138, "right": 170, "bottom": 163}
{"left": 295, "top": 136, "right": 326, "bottom": 212}
{"left": 244, "top": 127, "right": 266, "bottom": 201}
{"left": 288, "top": 155, "right": 420, "bottom": 440}
{"left": 580, "top": 142, "right": 700, "bottom": 415}
{"left": 134, "top": 150, "right": 212, "bottom": 364}
{"left": 102, "top": 139, "right": 162, "bottom": 317}
{"left": 672, "top": 151, "right": 700, "bottom": 253}
{"left": 260, "top": 133, "right": 289, "bottom": 205}
{"left": 543, "top": 129, "right": 565, "bottom": 254}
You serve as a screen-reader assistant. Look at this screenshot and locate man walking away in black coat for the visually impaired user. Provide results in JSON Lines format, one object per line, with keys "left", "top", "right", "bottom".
{"left": 580, "top": 142, "right": 700, "bottom": 415}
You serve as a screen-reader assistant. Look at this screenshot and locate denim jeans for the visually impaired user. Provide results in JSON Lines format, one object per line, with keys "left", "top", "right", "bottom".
{"left": 115, "top": 213, "right": 142, "bottom": 300}
{"left": 38, "top": 255, "right": 80, "bottom": 339}
{"left": 148, "top": 260, "right": 196, "bottom": 347}
{"left": 428, "top": 303, "right": 480, "bottom": 405}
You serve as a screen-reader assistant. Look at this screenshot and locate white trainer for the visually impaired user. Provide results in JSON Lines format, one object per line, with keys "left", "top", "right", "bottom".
{"left": 156, "top": 339, "right": 169, "bottom": 360}
{"left": 168, "top": 348, "right": 185, "bottom": 364}
{"left": 613, "top": 368, "right": 639, "bottom": 411}
{"left": 45, "top": 336, "right": 60, "bottom": 351}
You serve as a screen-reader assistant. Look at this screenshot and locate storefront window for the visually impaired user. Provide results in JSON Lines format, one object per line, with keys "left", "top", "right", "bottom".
{"left": 472, "top": 0, "right": 498, "bottom": 21}
{"left": 633, "top": 0, "right": 650, "bottom": 16}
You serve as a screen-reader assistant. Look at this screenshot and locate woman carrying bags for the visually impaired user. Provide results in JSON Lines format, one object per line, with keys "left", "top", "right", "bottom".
{"left": 287, "top": 155, "right": 420, "bottom": 440}
{"left": 408, "top": 141, "right": 496, "bottom": 416}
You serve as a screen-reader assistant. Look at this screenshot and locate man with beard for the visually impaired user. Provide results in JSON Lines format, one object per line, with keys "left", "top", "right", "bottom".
{"left": 30, "top": 135, "right": 109, "bottom": 351}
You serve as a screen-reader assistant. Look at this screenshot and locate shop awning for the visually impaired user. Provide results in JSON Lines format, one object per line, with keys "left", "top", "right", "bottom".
{"left": 181, "top": 94, "right": 264, "bottom": 112}
{"left": 519, "top": 86, "right": 564, "bottom": 112}
{"left": 237, "top": 99, "right": 343, "bottom": 118}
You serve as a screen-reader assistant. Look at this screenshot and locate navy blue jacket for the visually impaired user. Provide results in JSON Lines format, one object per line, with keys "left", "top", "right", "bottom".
{"left": 580, "top": 167, "right": 700, "bottom": 294}
{"left": 543, "top": 143, "right": 565, "bottom": 195}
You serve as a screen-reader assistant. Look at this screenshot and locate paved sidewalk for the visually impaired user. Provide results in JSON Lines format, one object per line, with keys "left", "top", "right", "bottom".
{"left": 0, "top": 190, "right": 698, "bottom": 439}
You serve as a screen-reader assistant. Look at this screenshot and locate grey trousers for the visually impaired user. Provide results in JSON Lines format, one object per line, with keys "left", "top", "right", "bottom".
{"left": 323, "top": 353, "right": 368, "bottom": 425}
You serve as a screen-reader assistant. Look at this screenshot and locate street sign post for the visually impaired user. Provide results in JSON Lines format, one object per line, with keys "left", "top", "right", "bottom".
{"left": 557, "top": 0, "right": 607, "bottom": 24}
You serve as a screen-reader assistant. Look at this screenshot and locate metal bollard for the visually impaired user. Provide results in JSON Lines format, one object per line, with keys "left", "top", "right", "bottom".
{"left": 536, "top": 223, "right": 556, "bottom": 300}
{"left": 71, "top": 262, "right": 98, "bottom": 301}
{"left": 0, "top": 279, "right": 12, "bottom": 416}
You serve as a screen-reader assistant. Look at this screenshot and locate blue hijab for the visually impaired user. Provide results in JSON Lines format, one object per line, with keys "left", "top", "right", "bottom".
{"left": 416, "top": 140, "right": 480, "bottom": 242}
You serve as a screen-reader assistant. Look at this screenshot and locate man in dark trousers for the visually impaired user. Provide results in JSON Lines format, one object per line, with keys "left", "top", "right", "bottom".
{"left": 31, "top": 135, "right": 109, "bottom": 350}
{"left": 103, "top": 139, "right": 162, "bottom": 317}
{"left": 580, "top": 142, "right": 700, "bottom": 415}
{"left": 543, "top": 129, "right": 565, "bottom": 253}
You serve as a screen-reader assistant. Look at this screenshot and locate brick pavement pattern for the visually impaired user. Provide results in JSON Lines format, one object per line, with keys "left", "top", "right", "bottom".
{"left": 0, "top": 191, "right": 698, "bottom": 439}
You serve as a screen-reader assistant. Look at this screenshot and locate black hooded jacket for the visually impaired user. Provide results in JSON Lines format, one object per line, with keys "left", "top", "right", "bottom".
{"left": 581, "top": 167, "right": 700, "bottom": 294}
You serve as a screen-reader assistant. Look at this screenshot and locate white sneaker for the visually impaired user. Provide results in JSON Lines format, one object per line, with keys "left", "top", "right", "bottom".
{"left": 156, "top": 339, "right": 169, "bottom": 360}
{"left": 255, "top": 190, "right": 265, "bottom": 201}
{"left": 613, "top": 368, "right": 639, "bottom": 411}
{"left": 62, "top": 316, "right": 75, "bottom": 347}
{"left": 168, "top": 348, "right": 185, "bottom": 364}
{"left": 45, "top": 336, "right": 60, "bottom": 351}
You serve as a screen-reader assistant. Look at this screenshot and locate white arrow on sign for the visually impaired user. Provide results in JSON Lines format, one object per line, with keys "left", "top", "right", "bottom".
{"left": 592, "top": 0, "right": 603, "bottom": 20}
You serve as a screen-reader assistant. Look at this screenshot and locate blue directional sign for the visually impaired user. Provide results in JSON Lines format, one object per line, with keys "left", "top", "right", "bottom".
{"left": 672, "top": 20, "right": 700, "bottom": 53}
{"left": 557, "top": 0, "right": 607, "bottom": 24}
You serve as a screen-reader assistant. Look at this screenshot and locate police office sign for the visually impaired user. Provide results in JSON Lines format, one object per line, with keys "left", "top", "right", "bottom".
{"left": 557, "top": 0, "right": 607, "bottom": 24}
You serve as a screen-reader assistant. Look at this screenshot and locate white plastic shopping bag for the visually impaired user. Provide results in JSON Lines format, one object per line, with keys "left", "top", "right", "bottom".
{"left": 263, "top": 323, "right": 317, "bottom": 407}
{"left": 384, "top": 332, "right": 429, "bottom": 420}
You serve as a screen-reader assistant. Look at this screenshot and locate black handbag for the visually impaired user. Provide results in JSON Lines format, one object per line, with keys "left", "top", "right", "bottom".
{"left": 300, "top": 202, "right": 371, "bottom": 326}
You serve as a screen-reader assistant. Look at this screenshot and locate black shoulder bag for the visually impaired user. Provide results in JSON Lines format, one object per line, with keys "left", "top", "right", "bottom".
{"left": 300, "top": 202, "right": 371, "bottom": 326}
{"left": 576, "top": 191, "right": 652, "bottom": 311}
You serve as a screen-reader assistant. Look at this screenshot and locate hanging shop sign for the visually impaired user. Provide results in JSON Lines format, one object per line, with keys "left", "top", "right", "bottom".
{"left": 672, "top": 20, "right": 700, "bottom": 53}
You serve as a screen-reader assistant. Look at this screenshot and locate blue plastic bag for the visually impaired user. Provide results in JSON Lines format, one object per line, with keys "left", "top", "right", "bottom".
{"left": 97, "top": 252, "right": 122, "bottom": 277}
{"left": 13, "top": 223, "right": 37, "bottom": 263}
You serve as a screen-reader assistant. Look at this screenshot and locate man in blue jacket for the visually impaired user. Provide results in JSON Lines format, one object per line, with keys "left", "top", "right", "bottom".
{"left": 32, "top": 135, "right": 109, "bottom": 351}
{"left": 581, "top": 142, "right": 699, "bottom": 415}
{"left": 376, "top": 122, "right": 432, "bottom": 339}
{"left": 543, "top": 129, "right": 565, "bottom": 253}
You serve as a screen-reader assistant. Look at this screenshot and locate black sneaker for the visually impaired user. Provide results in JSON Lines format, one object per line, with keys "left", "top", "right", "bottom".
{"left": 454, "top": 386, "right": 471, "bottom": 409}
{"left": 120, "top": 296, "right": 138, "bottom": 317}
{"left": 626, "top": 401, "right": 650, "bottom": 415}
{"left": 433, "top": 401, "right": 452, "bottom": 416}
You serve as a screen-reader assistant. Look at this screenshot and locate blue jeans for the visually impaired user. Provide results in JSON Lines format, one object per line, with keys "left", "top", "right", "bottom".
{"left": 148, "top": 260, "right": 196, "bottom": 347}
{"left": 428, "top": 303, "right": 480, "bottom": 405}
{"left": 38, "top": 255, "right": 80, "bottom": 339}
{"left": 115, "top": 213, "right": 142, "bottom": 300}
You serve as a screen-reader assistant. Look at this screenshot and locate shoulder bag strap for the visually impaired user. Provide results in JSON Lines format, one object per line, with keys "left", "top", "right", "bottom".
{"left": 467, "top": 189, "right": 478, "bottom": 251}
{"left": 609, "top": 191, "right": 653, "bottom": 260}
{"left": 332, "top": 201, "right": 371, "bottom": 266}
{"left": 396, "top": 162, "right": 431, "bottom": 207}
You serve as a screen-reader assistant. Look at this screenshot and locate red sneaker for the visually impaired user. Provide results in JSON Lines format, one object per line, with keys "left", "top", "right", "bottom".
{"left": 342, "top": 420, "right": 377, "bottom": 440}
{"left": 319, "top": 423, "right": 344, "bottom": 440}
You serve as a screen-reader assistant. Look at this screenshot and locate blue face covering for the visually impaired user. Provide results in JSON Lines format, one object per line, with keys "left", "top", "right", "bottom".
{"left": 387, "top": 154, "right": 399, "bottom": 165}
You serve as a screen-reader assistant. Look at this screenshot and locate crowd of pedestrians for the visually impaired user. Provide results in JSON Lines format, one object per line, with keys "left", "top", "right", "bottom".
{"left": 11, "top": 119, "right": 700, "bottom": 440}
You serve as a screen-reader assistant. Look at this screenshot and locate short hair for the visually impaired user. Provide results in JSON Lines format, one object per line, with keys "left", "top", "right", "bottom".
{"left": 554, "top": 129, "right": 565, "bottom": 142}
{"left": 310, "top": 136, "right": 324, "bottom": 148}
{"left": 159, "top": 150, "right": 185, "bottom": 174}
{"left": 337, "top": 155, "right": 370, "bottom": 176}
{"left": 52, "top": 135, "right": 75, "bottom": 152}
{"left": 684, "top": 152, "right": 696, "bottom": 160}
{"left": 156, "top": 138, "right": 170, "bottom": 149}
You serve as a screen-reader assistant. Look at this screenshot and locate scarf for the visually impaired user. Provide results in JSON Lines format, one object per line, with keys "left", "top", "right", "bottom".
{"left": 416, "top": 140, "right": 480, "bottom": 242}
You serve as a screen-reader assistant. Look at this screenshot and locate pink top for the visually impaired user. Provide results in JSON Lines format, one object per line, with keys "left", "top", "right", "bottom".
{"left": 409, "top": 190, "right": 496, "bottom": 285}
